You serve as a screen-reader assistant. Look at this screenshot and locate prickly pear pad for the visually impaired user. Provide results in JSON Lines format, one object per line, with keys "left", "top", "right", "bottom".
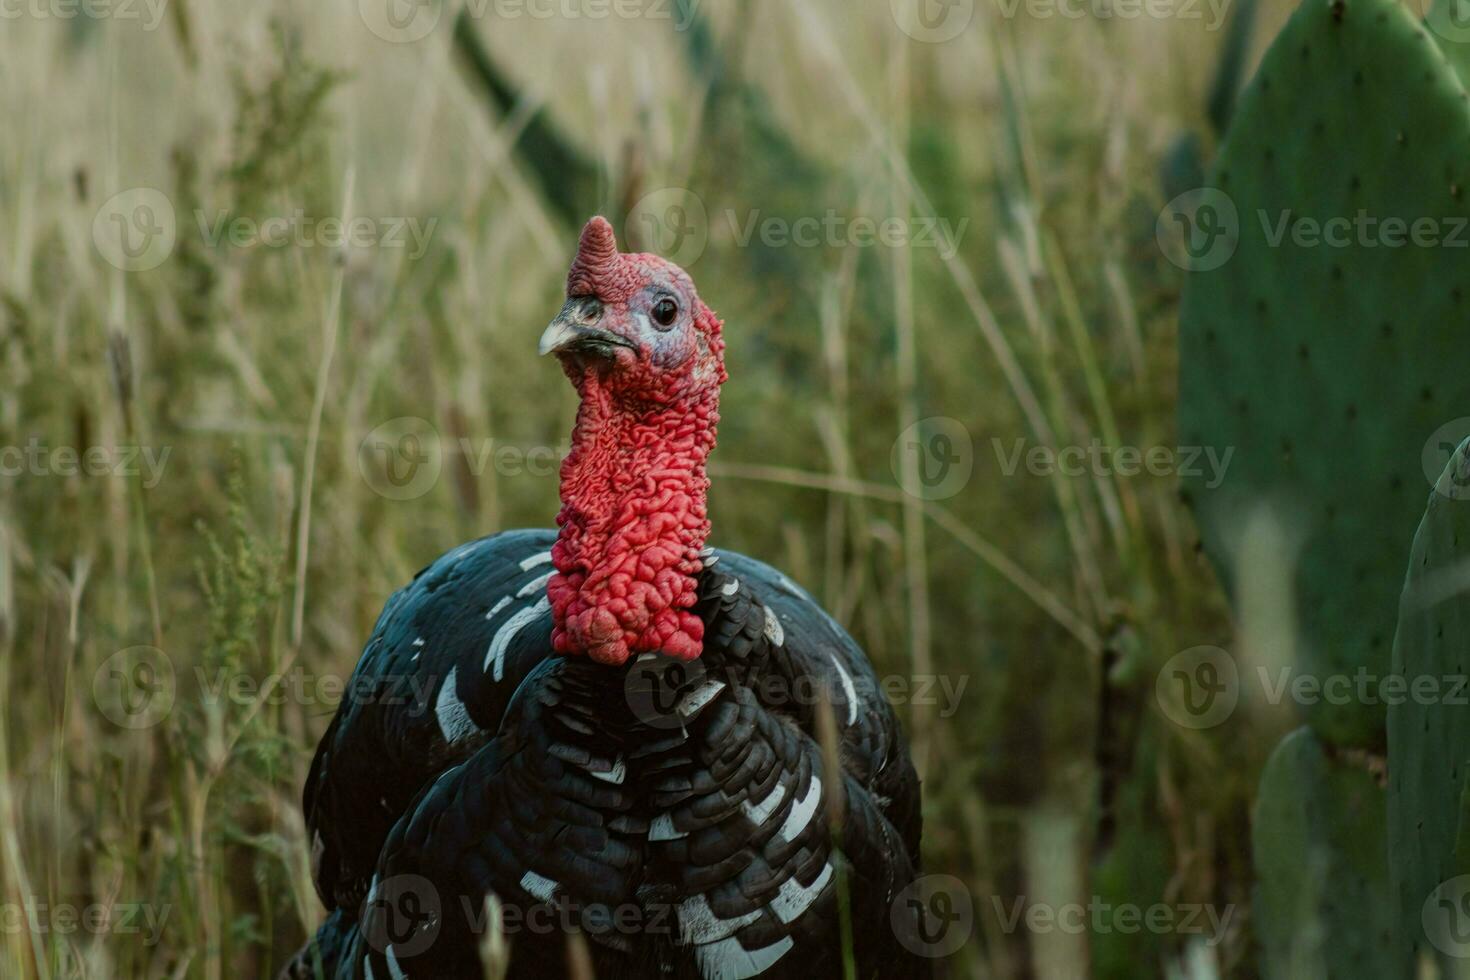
{"left": 1179, "top": 0, "right": 1470, "bottom": 747}
{"left": 1253, "top": 726, "right": 1402, "bottom": 978}
{"left": 1388, "top": 438, "right": 1470, "bottom": 964}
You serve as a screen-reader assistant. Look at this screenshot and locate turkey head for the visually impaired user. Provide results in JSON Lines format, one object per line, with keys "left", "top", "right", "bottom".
{"left": 540, "top": 216, "right": 727, "bottom": 666}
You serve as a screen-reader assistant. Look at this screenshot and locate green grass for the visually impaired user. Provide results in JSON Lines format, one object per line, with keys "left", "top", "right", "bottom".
{"left": 0, "top": 2, "right": 1305, "bottom": 977}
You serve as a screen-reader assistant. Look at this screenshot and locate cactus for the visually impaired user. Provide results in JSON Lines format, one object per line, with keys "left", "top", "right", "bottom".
{"left": 1253, "top": 726, "right": 1403, "bottom": 978}
{"left": 1388, "top": 438, "right": 1470, "bottom": 965}
{"left": 1178, "top": 0, "right": 1470, "bottom": 748}
{"left": 1179, "top": 2, "right": 1470, "bottom": 975}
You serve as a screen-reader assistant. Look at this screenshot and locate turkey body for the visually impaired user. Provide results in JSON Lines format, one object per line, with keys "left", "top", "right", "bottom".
{"left": 289, "top": 529, "right": 924, "bottom": 980}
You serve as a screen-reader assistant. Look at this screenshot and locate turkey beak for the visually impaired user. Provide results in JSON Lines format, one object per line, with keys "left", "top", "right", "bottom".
{"left": 539, "top": 298, "right": 634, "bottom": 358}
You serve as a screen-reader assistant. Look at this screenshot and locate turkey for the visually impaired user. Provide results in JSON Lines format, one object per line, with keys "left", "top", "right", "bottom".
{"left": 282, "top": 217, "right": 926, "bottom": 980}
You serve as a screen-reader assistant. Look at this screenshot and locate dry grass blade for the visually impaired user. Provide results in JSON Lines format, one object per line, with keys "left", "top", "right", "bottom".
{"left": 712, "top": 462, "right": 1101, "bottom": 652}
{"left": 479, "top": 894, "right": 509, "bottom": 980}
{"left": 290, "top": 168, "right": 356, "bottom": 649}
{"left": 565, "top": 929, "right": 595, "bottom": 980}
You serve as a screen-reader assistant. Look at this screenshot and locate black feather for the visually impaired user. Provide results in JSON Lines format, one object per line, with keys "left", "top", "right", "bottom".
{"left": 284, "top": 530, "right": 924, "bottom": 980}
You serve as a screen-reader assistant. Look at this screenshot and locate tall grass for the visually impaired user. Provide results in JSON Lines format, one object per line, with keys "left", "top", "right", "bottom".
{"left": 0, "top": 1, "right": 1296, "bottom": 977}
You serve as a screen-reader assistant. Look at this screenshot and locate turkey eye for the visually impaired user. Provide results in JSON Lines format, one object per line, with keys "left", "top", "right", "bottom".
{"left": 651, "top": 297, "right": 678, "bottom": 329}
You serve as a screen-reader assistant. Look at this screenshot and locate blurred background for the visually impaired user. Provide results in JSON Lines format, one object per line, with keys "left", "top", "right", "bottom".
{"left": 0, "top": 0, "right": 1327, "bottom": 976}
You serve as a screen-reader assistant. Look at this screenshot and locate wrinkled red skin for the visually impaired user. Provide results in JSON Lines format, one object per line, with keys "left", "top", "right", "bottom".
{"left": 548, "top": 218, "right": 726, "bottom": 665}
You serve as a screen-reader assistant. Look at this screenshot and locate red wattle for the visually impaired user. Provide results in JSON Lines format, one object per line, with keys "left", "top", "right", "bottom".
{"left": 546, "top": 383, "right": 719, "bottom": 664}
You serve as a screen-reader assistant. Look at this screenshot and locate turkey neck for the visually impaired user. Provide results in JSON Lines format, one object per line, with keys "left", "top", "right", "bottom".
{"left": 547, "top": 370, "right": 719, "bottom": 665}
